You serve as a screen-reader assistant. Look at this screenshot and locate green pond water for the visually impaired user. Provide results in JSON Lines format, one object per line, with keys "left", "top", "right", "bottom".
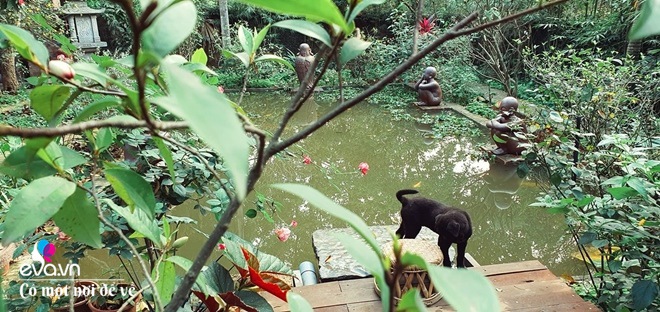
{"left": 72, "top": 93, "right": 584, "bottom": 280}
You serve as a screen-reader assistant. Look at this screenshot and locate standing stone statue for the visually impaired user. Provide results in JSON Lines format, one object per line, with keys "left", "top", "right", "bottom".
{"left": 415, "top": 66, "right": 442, "bottom": 106}
{"left": 295, "top": 43, "right": 315, "bottom": 91}
{"left": 486, "top": 96, "right": 527, "bottom": 155}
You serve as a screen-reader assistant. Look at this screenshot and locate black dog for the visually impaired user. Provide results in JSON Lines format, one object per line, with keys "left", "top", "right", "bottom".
{"left": 395, "top": 189, "right": 473, "bottom": 268}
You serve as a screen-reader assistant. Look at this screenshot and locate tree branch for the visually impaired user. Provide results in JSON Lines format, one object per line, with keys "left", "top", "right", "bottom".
{"left": 0, "top": 120, "right": 188, "bottom": 138}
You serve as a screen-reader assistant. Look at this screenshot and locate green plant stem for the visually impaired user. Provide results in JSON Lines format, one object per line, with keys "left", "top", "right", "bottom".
{"left": 238, "top": 68, "right": 251, "bottom": 105}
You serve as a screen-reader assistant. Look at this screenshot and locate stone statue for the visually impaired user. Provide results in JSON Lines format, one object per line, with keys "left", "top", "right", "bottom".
{"left": 414, "top": 66, "right": 442, "bottom": 106}
{"left": 295, "top": 43, "right": 315, "bottom": 91}
{"left": 486, "top": 96, "right": 527, "bottom": 155}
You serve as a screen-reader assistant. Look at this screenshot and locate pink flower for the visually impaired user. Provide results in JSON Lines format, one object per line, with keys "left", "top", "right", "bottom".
{"left": 48, "top": 60, "right": 75, "bottom": 80}
{"left": 217, "top": 243, "right": 226, "bottom": 251}
{"left": 418, "top": 17, "right": 435, "bottom": 34}
{"left": 18, "top": 0, "right": 25, "bottom": 5}
{"left": 274, "top": 227, "right": 291, "bottom": 242}
{"left": 290, "top": 220, "right": 298, "bottom": 227}
{"left": 303, "top": 155, "right": 312, "bottom": 165}
{"left": 217, "top": 85, "right": 224, "bottom": 93}
{"left": 358, "top": 162, "right": 369, "bottom": 175}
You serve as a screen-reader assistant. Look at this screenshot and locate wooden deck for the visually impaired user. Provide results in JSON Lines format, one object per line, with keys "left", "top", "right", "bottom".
{"left": 263, "top": 260, "right": 600, "bottom": 311}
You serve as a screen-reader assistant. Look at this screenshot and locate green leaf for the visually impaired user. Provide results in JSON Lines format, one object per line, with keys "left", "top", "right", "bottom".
{"left": 273, "top": 20, "right": 332, "bottom": 47}
{"left": 397, "top": 288, "right": 427, "bottom": 312}
{"left": 153, "top": 260, "right": 176, "bottom": 305}
{"left": 272, "top": 183, "right": 380, "bottom": 254}
{"left": 334, "top": 232, "right": 384, "bottom": 279}
{"left": 52, "top": 187, "right": 102, "bottom": 248}
{"left": 0, "top": 146, "right": 56, "bottom": 179}
{"left": 607, "top": 187, "right": 638, "bottom": 200}
{"left": 2, "top": 176, "right": 77, "bottom": 244}
{"left": 29, "top": 85, "right": 72, "bottom": 121}
{"left": 631, "top": 279, "right": 658, "bottom": 310}
{"left": 252, "top": 25, "right": 271, "bottom": 55}
{"left": 626, "top": 177, "right": 649, "bottom": 200}
{"left": 254, "top": 54, "right": 294, "bottom": 70}
{"left": 287, "top": 292, "right": 313, "bottom": 312}
{"left": 166, "top": 256, "right": 216, "bottom": 295}
{"left": 236, "top": 0, "right": 350, "bottom": 35}
{"left": 339, "top": 37, "right": 371, "bottom": 65}
{"left": 578, "top": 232, "right": 597, "bottom": 245}
{"left": 190, "top": 48, "right": 208, "bottom": 65}
{"left": 592, "top": 239, "right": 609, "bottom": 248}
{"left": 141, "top": 1, "right": 197, "bottom": 58}
{"left": 95, "top": 128, "right": 114, "bottom": 153}
{"left": 549, "top": 111, "right": 564, "bottom": 123}
{"left": 245, "top": 209, "right": 258, "bottom": 218}
{"left": 347, "top": 0, "right": 387, "bottom": 24}
{"left": 0, "top": 24, "right": 49, "bottom": 67}
{"left": 106, "top": 200, "right": 163, "bottom": 248}
{"left": 72, "top": 97, "right": 122, "bottom": 123}
{"left": 238, "top": 25, "right": 254, "bottom": 55}
{"left": 37, "top": 141, "right": 64, "bottom": 170}
{"left": 105, "top": 167, "right": 156, "bottom": 216}
{"left": 426, "top": 262, "right": 499, "bottom": 311}
{"left": 71, "top": 62, "right": 114, "bottom": 86}
{"left": 200, "top": 262, "right": 235, "bottom": 295}
{"left": 153, "top": 137, "right": 176, "bottom": 182}
{"left": 629, "top": 0, "right": 660, "bottom": 40}
{"left": 223, "top": 50, "right": 251, "bottom": 68}
{"left": 235, "top": 291, "right": 274, "bottom": 312}
{"left": 155, "top": 64, "right": 249, "bottom": 200}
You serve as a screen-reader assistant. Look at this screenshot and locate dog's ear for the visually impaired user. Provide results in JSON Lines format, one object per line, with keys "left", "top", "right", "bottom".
{"left": 446, "top": 221, "right": 461, "bottom": 238}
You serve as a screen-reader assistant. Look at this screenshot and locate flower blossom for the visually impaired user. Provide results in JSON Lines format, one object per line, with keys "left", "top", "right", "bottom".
{"left": 217, "top": 85, "right": 225, "bottom": 93}
{"left": 418, "top": 17, "right": 435, "bottom": 35}
{"left": 48, "top": 60, "right": 75, "bottom": 80}
{"left": 218, "top": 243, "right": 226, "bottom": 251}
{"left": 274, "top": 227, "right": 291, "bottom": 242}
{"left": 303, "top": 155, "right": 312, "bottom": 164}
{"left": 358, "top": 162, "right": 370, "bottom": 175}
{"left": 290, "top": 220, "right": 298, "bottom": 227}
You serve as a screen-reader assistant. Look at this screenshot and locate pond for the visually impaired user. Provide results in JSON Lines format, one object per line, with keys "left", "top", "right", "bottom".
{"left": 173, "top": 92, "right": 583, "bottom": 277}
{"left": 72, "top": 92, "right": 584, "bottom": 281}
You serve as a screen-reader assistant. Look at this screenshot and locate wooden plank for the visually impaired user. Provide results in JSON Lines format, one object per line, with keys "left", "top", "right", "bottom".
{"left": 511, "top": 301, "right": 600, "bottom": 311}
{"left": 261, "top": 281, "right": 342, "bottom": 311}
{"left": 470, "top": 260, "right": 547, "bottom": 277}
{"left": 496, "top": 279, "right": 591, "bottom": 310}
{"left": 316, "top": 305, "right": 349, "bottom": 312}
{"left": 487, "top": 269, "right": 559, "bottom": 286}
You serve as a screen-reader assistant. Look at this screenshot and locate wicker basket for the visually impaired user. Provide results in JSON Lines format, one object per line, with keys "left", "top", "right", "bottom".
{"left": 374, "top": 239, "right": 443, "bottom": 306}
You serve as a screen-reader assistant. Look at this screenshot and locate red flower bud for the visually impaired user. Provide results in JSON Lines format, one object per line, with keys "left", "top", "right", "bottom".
{"left": 358, "top": 162, "right": 369, "bottom": 175}
{"left": 303, "top": 155, "right": 312, "bottom": 164}
{"left": 48, "top": 60, "right": 75, "bottom": 80}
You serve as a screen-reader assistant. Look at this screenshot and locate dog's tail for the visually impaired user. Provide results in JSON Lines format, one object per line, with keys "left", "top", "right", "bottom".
{"left": 396, "top": 189, "right": 419, "bottom": 204}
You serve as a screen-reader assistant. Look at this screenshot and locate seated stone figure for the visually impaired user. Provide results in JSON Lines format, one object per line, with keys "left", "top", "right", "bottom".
{"left": 294, "top": 43, "right": 315, "bottom": 91}
{"left": 486, "top": 96, "right": 527, "bottom": 155}
{"left": 415, "top": 66, "right": 442, "bottom": 106}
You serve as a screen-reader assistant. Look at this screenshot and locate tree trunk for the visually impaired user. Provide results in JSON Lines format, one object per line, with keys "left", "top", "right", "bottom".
{"left": 411, "top": 0, "right": 424, "bottom": 56}
{"left": 218, "top": 0, "right": 230, "bottom": 48}
{"left": 0, "top": 49, "right": 20, "bottom": 93}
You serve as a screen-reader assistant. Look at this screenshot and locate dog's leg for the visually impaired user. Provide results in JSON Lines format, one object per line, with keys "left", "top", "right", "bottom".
{"left": 438, "top": 238, "right": 452, "bottom": 267}
{"left": 395, "top": 223, "right": 405, "bottom": 238}
{"left": 456, "top": 241, "right": 468, "bottom": 268}
{"left": 402, "top": 224, "right": 422, "bottom": 238}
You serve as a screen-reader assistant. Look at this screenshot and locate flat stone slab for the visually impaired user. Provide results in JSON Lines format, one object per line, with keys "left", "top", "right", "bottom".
{"left": 413, "top": 102, "right": 489, "bottom": 129}
{"left": 312, "top": 225, "right": 455, "bottom": 281}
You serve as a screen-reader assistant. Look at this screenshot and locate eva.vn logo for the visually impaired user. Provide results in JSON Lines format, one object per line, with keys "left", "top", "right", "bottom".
{"left": 20, "top": 239, "right": 80, "bottom": 278}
